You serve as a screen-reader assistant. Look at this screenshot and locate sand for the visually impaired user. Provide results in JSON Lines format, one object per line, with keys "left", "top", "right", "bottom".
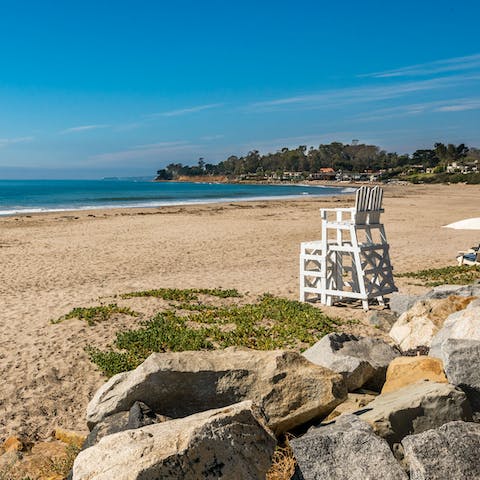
{"left": 0, "top": 183, "right": 479, "bottom": 440}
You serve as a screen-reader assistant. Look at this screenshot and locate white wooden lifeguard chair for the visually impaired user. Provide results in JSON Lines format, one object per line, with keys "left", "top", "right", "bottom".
{"left": 300, "top": 186, "right": 397, "bottom": 311}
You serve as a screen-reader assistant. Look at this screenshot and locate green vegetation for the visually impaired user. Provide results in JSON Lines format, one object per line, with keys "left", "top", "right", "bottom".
{"left": 397, "top": 265, "right": 480, "bottom": 287}
{"left": 52, "top": 304, "right": 139, "bottom": 326}
{"left": 86, "top": 293, "right": 341, "bottom": 377}
{"left": 156, "top": 141, "right": 479, "bottom": 183}
{"left": 121, "top": 287, "right": 242, "bottom": 301}
{"left": 405, "top": 172, "right": 480, "bottom": 184}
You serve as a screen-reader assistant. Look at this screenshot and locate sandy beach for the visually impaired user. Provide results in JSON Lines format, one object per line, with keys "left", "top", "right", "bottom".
{"left": 0, "top": 183, "right": 479, "bottom": 440}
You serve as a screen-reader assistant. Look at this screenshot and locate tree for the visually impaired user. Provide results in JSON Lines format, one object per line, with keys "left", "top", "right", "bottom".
{"left": 411, "top": 149, "right": 439, "bottom": 168}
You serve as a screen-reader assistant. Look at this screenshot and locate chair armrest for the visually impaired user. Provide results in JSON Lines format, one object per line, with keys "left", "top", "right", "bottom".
{"left": 319, "top": 208, "right": 354, "bottom": 213}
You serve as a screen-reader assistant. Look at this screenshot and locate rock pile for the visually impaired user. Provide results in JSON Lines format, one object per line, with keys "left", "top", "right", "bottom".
{"left": 66, "top": 283, "right": 479, "bottom": 479}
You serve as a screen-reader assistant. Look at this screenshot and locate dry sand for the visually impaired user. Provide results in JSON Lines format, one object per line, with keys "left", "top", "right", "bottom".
{"left": 0, "top": 183, "right": 479, "bottom": 440}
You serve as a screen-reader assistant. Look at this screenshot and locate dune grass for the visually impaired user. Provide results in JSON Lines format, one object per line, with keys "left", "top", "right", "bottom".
{"left": 120, "top": 287, "right": 242, "bottom": 301}
{"left": 52, "top": 304, "right": 139, "bottom": 326}
{"left": 396, "top": 264, "right": 480, "bottom": 287}
{"left": 85, "top": 292, "right": 341, "bottom": 377}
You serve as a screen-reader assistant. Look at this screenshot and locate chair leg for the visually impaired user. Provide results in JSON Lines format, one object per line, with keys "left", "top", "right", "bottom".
{"left": 362, "top": 299, "right": 369, "bottom": 311}
{"left": 299, "top": 255, "right": 306, "bottom": 302}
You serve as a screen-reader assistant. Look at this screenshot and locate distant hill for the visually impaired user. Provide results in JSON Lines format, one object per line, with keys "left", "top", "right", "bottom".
{"left": 155, "top": 142, "right": 479, "bottom": 184}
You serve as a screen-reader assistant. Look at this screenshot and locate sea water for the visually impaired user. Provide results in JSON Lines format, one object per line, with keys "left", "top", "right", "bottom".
{"left": 0, "top": 179, "right": 354, "bottom": 215}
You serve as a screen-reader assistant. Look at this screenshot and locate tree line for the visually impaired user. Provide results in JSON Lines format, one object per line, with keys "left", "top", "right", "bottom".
{"left": 156, "top": 142, "right": 479, "bottom": 180}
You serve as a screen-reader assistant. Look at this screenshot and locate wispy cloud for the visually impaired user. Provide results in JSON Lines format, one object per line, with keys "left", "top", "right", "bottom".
{"left": 0, "top": 136, "right": 34, "bottom": 148}
{"left": 200, "top": 134, "right": 225, "bottom": 141}
{"left": 353, "top": 97, "right": 480, "bottom": 122}
{"left": 434, "top": 98, "right": 480, "bottom": 112}
{"left": 90, "top": 141, "right": 199, "bottom": 162}
{"left": 245, "top": 74, "right": 480, "bottom": 113}
{"left": 360, "top": 53, "right": 480, "bottom": 78}
{"left": 60, "top": 124, "right": 110, "bottom": 134}
{"left": 146, "top": 103, "right": 224, "bottom": 118}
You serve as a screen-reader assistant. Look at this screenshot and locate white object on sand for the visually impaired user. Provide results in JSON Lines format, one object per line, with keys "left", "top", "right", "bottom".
{"left": 300, "top": 186, "right": 397, "bottom": 311}
{"left": 443, "top": 217, "right": 480, "bottom": 230}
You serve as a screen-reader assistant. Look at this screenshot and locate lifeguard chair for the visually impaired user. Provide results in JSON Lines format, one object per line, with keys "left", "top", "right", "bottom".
{"left": 300, "top": 186, "right": 397, "bottom": 311}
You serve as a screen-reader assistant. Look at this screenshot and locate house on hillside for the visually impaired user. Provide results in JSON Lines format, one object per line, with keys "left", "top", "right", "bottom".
{"left": 446, "top": 160, "right": 479, "bottom": 174}
{"left": 309, "top": 167, "right": 336, "bottom": 180}
{"left": 282, "top": 171, "right": 303, "bottom": 180}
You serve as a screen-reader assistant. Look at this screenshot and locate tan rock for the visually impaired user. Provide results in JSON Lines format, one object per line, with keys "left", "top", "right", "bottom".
{"left": 355, "top": 382, "right": 471, "bottom": 446}
{"left": 390, "top": 296, "right": 476, "bottom": 351}
{"left": 87, "top": 347, "right": 347, "bottom": 434}
{"left": 2, "top": 436, "right": 23, "bottom": 452}
{"left": 325, "top": 392, "right": 377, "bottom": 421}
{"left": 382, "top": 356, "right": 448, "bottom": 393}
{"left": 73, "top": 401, "right": 276, "bottom": 480}
{"left": 55, "top": 427, "right": 87, "bottom": 448}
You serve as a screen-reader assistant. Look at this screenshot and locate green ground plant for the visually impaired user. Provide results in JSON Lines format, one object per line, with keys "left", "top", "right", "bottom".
{"left": 120, "top": 287, "right": 242, "bottom": 301}
{"left": 52, "top": 304, "right": 139, "bottom": 326}
{"left": 86, "top": 293, "right": 340, "bottom": 377}
{"left": 396, "top": 264, "right": 480, "bottom": 287}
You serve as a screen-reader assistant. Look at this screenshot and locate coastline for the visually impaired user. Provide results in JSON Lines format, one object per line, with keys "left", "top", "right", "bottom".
{"left": 1, "top": 183, "right": 479, "bottom": 440}
{"left": 0, "top": 180, "right": 353, "bottom": 217}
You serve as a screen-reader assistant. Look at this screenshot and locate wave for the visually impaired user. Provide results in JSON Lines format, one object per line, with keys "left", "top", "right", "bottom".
{"left": 0, "top": 192, "right": 346, "bottom": 216}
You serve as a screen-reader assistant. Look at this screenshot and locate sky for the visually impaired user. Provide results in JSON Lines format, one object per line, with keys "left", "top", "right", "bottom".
{"left": 1, "top": 0, "right": 480, "bottom": 179}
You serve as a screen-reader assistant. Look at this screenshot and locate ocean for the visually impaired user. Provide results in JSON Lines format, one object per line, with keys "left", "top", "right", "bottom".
{"left": 0, "top": 179, "right": 354, "bottom": 215}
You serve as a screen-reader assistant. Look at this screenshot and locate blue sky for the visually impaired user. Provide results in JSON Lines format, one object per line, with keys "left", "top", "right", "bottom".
{"left": 1, "top": 0, "right": 480, "bottom": 178}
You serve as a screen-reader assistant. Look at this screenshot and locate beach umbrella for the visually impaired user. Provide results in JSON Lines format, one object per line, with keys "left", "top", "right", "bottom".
{"left": 443, "top": 217, "right": 480, "bottom": 230}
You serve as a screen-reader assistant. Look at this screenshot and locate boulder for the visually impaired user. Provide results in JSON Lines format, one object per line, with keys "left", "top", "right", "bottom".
{"left": 84, "top": 401, "right": 169, "bottom": 448}
{"left": 402, "top": 421, "right": 480, "bottom": 480}
{"left": 291, "top": 414, "right": 407, "bottom": 480}
{"left": 440, "top": 339, "right": 480, "bottom": 411}
{"left": 303, "top": 333, "right": 400, "bottom": 391}
{"left": 424, "top": 283, "right": 480, "bottom": 300}
{"left": 429, "top": 305, "right": 480, "bottom": 358}
{"left": 324, "top": 392, "right": 377, "bottom": 422}
{"left": 381, "top": 356, "right": 447, "bottom": 394}
{"left": 367, "top": 310, "right": 398, "bottom": 331}
{"left": 354, "top": 381, "right": 472, "bottom": 446}
{"left": 389, "top": 296, "right": 476, "bottom": 351}
{"left": 73, "top": 401, "right": 276, "bottom": 480}
{"left": 389, "top": 293, "right": 420, "bottom": 317}
{"left": 87, "top": 347, "right": 347, "bottom": 434}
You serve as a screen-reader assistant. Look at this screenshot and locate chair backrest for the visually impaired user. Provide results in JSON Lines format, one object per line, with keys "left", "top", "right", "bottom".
{"left": 355, "top": 186, "right": 384, "bottom": 224}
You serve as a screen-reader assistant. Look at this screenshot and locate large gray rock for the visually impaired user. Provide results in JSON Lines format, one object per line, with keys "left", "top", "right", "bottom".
{"left": 87, "top": 347, "right": 347, "bottom": 434}
{"left": 73, "top": 401, "right": 276, "bottom": 480}
{"left": 303, "top": 333, "right": 400, "bottom": 391}
{"left": 389, "top": 296, "right": 476, "bottom": 351}
{"left": 402, "top": 421, "right": 480, "bottom": 480}
{"left": 429, "top": 306, "right": 480, "bottom": 358}
{"left": 291, "top": 414, "right": 407, "bottom": 480}
{"left": 368, "top": 310, "right": 398, "bottom": 331}
{"left": 83, "top": 401, "right": 169, "bottom": 449}
{"left": 389, "top": 293, "right": 420, "bottom": 317}
{"left": 354, "top": 381, "right": 472, "bottom": 446}
{"left": 440, "top": 339, "right": 480, "bottom": 411}
{"left": 424, "top": 283, "right": 480, "bottom": 300}
{"left": 389, "top": 284, "right": 479, "bottom": 318}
